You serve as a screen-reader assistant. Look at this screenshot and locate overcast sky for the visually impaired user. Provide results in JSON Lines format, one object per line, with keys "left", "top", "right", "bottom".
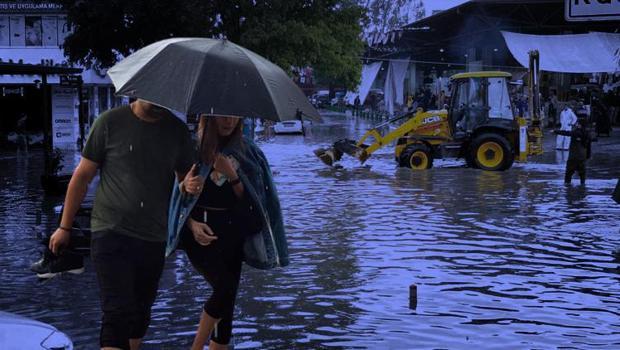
{"left": 424, "top": 0, "right": 469, "bottom": 16}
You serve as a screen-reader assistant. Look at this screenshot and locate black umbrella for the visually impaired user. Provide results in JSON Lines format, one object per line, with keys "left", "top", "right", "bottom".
{"left": 108, "top": 37, "right": 320, "bottom": 122}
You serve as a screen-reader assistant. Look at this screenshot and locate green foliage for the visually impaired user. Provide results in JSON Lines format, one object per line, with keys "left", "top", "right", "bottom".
{"left": 240, "top": 1, "right": 364, "bottom": 89}
{"left": 362, "top": 0, "right": 425, "bottom": 40}
{"left": 55, "top": 0, "right": 365, "bottom": 90}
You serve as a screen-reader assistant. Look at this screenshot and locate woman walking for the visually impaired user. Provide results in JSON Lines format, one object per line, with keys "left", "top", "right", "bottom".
{"left": 167, "top": 115, "right": 288, "bottom": 349}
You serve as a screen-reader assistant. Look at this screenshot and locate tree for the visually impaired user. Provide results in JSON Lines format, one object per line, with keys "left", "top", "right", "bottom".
{"left": 54, "top": 0, "right": 365, "bottom": 90}
{"left": 361, "top": 0, "right": 425, "bottom": 43}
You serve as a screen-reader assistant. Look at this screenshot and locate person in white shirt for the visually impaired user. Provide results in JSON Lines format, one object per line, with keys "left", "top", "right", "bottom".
{"left": 556, "top": 106, "right": 577, "bottom": 150}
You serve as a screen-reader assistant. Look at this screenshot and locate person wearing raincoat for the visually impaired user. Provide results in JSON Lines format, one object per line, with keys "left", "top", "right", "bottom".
{"left": 556, "top": 105, "right": 578, "bottom": 150}
{"left": 167, "top": 115, "right": 288, "bottom": 350}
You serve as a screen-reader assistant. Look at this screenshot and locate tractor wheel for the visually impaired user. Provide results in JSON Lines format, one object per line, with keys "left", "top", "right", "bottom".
{"left": 400, "top": 144, "right": 433, "bottom": 170}
{"left": 470, "top": 133, "right": 514, "bottom": 171}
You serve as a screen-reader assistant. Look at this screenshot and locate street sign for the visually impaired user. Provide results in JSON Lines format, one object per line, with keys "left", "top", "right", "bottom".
{"left": 566, "top": 0, "right": 620, "bottom": 22}
{"left": 59, "top": 74, "right": 82, "bottom": 87}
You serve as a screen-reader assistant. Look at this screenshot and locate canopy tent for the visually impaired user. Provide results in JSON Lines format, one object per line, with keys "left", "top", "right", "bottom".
{"left": 345, "top": 62, "right": 382, "bottom": 105}
{"left": 501, "top": 31, "right": 620, "bottom": 73}
{"left": 383, "top": 57, "right": 410, "bottom": 116}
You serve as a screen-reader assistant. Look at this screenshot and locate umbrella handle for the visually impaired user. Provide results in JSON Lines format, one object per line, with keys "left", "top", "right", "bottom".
{"left": 192, "top": 162, "right": 202, "bottom": 176}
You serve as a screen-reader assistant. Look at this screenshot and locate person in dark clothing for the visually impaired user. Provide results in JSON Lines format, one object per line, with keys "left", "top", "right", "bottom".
{"left": 49, "top": 100, "right": 195, "bottom": 350}
{"left": 554, "top": 119, "right": 592, "bottom": 185}
{"left": 179, "top": 115, "right": 283, "bottom": 350}
{"left": 593, "top": 98, "right": 611, "bottom": 137}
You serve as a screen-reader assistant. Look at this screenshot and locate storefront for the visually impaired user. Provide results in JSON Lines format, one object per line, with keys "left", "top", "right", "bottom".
{"left": 0, "top": 1, "right": 120, "bottom": 150}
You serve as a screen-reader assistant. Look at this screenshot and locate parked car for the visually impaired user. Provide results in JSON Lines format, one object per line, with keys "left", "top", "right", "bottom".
{"left": 274, "top": 120, "right": 305, "bottom": 135}
{"left": 311, "top": 90, "right": 329, "bottom": 107}
{"left": 0, "top": 311, "right": 73, "bottom": 349}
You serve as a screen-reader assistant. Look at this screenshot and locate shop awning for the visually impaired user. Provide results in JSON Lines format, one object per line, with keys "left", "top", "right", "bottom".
{"left": 501, "top": 31, "right": 620, "bottom": 73}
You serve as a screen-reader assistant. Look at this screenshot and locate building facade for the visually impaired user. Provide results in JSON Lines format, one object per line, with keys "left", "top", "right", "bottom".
{"left": 0, "top": 1, "right": 121, "bottom": 150}
{"left": 366, "top": 0, "right": 620, "bottom": 115}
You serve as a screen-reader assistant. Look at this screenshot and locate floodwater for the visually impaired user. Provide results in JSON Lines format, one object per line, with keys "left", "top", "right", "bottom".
{"left": 1, "top": 113, "right": 619, "bottom": 349}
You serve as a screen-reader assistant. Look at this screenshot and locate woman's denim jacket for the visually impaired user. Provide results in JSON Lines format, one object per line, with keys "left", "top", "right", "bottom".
{"left": 166, "top": 139, "right": 289, "bottom": 269}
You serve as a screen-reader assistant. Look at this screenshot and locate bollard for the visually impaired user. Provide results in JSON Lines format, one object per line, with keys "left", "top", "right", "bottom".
{"left": 409, "top": 284, "right": 417, "bottom": 310}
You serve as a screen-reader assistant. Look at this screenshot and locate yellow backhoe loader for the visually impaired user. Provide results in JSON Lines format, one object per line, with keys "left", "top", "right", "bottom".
{"left": 315, "top": 66, "right": 543, "bottom": 171}
{"left": 316, "top": 71, "right": 518, "bottom": 170}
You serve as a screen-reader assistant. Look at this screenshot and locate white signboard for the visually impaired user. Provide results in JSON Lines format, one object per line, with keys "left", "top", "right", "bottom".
{"left": 42, "top": 15, "right": 57, "bottom": 46}
{"left": 52, "top": 86, "right": 78, "bottom": 149}
{"left": 9, "top": 16, "right": 24, "bottom": 46}
{"left": 57, "top": 16, "right": 70, "bottom": 45}
{"left": 566, "top": 0, "right": 620, "bottom": 21}
{"left": 0, "top": 16, "right": 9, "bottom": 45}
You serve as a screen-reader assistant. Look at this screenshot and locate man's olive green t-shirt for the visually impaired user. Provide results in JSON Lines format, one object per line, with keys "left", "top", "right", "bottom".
{"left": 82, "top": 106, "right": 194, "bottom": 242}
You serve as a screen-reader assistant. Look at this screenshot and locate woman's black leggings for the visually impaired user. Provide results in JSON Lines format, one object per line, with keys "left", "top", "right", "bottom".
{"left": 182, "top": 208, "right": 245, "bottom": 345}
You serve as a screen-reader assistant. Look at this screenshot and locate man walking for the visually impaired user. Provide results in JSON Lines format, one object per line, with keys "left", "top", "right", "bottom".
{"left": 49, "top": 99, "right": 199, "bottom": 350}
{"left": 554, "top": 118, "right": 591, "bottom": 185}
{"left": 556, "top": 105, "right": 577, "bottom": 150}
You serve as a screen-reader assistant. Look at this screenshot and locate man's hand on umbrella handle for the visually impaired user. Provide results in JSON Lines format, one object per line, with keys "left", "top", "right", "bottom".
{"left": 183, "top": 164, "right": 205, "bottom": 195}
{"left": 49, "top": 228, "right": 71, "bottom": 255}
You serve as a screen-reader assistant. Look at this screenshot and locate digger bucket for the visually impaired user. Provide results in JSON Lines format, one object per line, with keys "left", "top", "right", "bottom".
{"left": 314, "top": 139, "right": 366, "bottom": 166}
{"left": 314, "top": 147, "right": 340, "bottom": 166}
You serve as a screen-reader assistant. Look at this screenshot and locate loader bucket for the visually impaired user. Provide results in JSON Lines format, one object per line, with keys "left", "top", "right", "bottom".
{"left": 333, "top": 139, "right": 364, "bottom": 157}
{"left": 314, "top": 139, "right": 367, "bottom": 166}
{"left": 314, "top": 147, "right": 339, "bottom": 166}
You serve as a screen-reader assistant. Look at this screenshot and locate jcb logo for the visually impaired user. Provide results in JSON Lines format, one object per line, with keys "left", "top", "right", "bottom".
{"left": 422, "top": 116, "right": 441, "bottom": 124}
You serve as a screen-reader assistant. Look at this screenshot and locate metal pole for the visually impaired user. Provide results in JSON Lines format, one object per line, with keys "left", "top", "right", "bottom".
{"left": 78, "top": 80, "right": 85, "bottom": 151}
{"left": 41, "top": 73, "right": 51, "bottom": 175}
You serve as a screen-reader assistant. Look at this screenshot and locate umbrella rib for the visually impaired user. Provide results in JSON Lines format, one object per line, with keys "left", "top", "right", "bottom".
{"left": 111, "top": 39, "right": 182, "bottom": 96}
{"left": 237, "top": 45, "right": 281, "bottom": 120}
{"left": 186, "top": 43, "right": 211, "bottom": 115}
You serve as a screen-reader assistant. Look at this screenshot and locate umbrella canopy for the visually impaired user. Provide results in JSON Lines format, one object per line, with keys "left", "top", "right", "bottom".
{"left": 108, "top": 37, "right": 320, "bottom": 122}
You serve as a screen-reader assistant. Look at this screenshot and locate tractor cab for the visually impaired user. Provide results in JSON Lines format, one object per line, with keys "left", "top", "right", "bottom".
{"left": 448, "top": 72, "right": 515, "bottom": 139}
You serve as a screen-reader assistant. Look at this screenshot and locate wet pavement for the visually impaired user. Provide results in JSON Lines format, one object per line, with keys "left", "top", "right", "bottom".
{"left": 1, "top": 113, "right": 619, "bottom": 349}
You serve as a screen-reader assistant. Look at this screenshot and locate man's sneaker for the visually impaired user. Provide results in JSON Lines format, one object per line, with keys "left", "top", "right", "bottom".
{"left": 30, "top": 249, "right": 84, "bottom": 279}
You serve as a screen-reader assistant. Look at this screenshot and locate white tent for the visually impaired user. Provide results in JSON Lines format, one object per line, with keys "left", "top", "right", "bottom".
{"left": 383, "top": 58, "right": 410, "bottom": 116}
{"left": 501, "top": 31, "right": 620, "bottom": 73}
{"left": 345, "top": 61, "right": 382, "bottom": 105}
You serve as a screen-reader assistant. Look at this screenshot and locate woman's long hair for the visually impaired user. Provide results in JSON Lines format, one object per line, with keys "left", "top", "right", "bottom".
{"left": 198, "top": 115, "right": 244, "bottom": 166}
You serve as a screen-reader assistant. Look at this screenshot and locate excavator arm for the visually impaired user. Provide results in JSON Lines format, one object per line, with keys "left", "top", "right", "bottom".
{"left": 315, "top": 112, "right": 417, "bottom": 165}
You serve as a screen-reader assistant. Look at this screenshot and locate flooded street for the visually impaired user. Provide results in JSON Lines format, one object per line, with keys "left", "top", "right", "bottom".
{"left": 1, "top": 113, "right": 619, "bottom": 349}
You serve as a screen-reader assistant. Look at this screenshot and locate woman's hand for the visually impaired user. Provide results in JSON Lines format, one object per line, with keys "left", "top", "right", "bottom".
{"left": 213, "top": 154, "right": 238, "bottom": 180}
{"left": 187, "top": 218, "right": 217, "bottom": 246}
{"left": 183, "top": 164, "right": 205, "bottom": 195}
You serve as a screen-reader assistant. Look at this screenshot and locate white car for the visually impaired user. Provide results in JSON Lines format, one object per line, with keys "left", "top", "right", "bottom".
{"left": 274, "top": 120, "right": 305, "bottom": 135}
{"left": 0, "top": 311, "right": 73, "bottom": 349}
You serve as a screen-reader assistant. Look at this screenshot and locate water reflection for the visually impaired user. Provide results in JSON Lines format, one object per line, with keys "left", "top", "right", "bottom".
{"left": 1, "top": 115, "right": 619, "bottom": 349}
